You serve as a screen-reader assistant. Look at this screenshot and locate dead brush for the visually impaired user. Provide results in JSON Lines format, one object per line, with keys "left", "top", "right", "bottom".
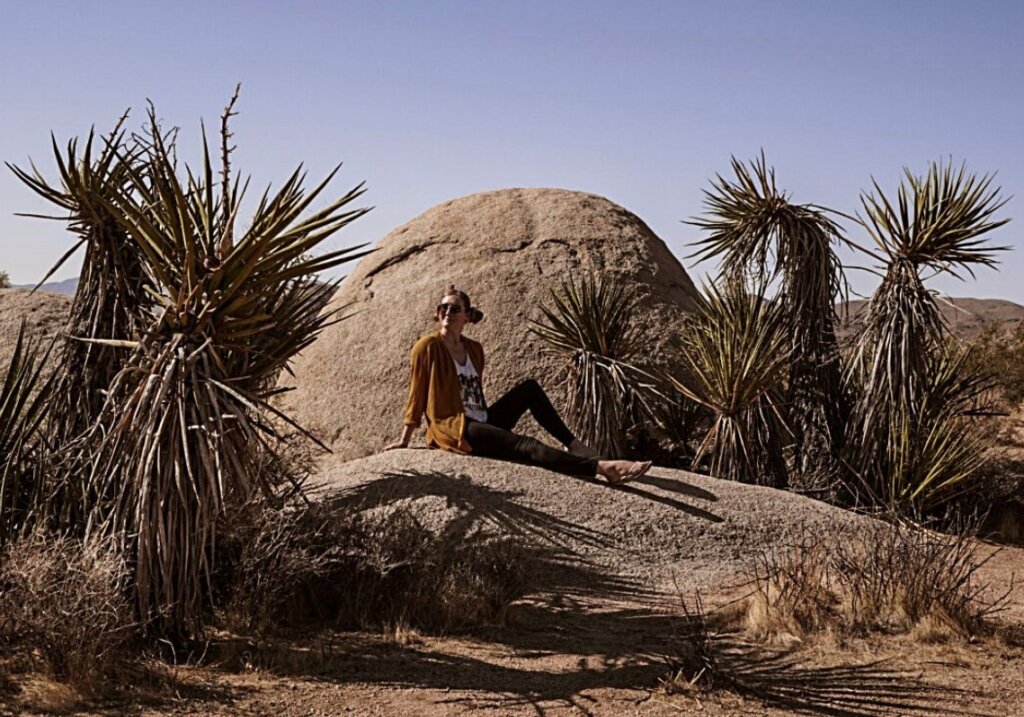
{"left": 0, "top": 532, "right": 136, "bottom": 684}
{"left": 746, "top": 529, "right": 841, "bottom": 644}
{"left": 832, "top": 515, "right": 1009, "bottom": 636}
{"left": 741, "top": 517, "right": 1010, "bottom": 644}
{"left": 660, "top": 593, "right": 721, "bottom": 693}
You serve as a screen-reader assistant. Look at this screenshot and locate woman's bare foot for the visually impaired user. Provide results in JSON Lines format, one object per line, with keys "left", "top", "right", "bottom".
{"left": 596, "top": 459, "right": 652, "bottom": 486}
{"left": 568, "top": 438, "right": 601, "bottom": 459}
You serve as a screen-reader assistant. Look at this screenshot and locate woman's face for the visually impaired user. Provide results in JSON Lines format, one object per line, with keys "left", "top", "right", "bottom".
{"left": 436, "top": 293, "right": 468, "bottom": 332}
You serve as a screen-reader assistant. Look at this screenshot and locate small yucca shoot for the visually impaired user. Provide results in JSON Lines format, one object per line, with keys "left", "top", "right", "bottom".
{"left": 529, "top": 274, "right": 662, "bottom": 458}
{"left": 670, "top": 284, "right": 791, "bottom": 487}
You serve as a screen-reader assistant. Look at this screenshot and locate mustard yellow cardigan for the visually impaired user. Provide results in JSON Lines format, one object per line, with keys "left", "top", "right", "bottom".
{"left": 403, "top": 331, "right": 485, "bottom": 454}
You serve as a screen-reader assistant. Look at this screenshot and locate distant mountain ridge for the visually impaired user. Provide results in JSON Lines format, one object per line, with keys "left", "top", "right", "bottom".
{"left": 838, "top": 297, "right": 1024, "bottom": 339}
{"left": 13, "top": 277, "right": 78, "bottom": 295}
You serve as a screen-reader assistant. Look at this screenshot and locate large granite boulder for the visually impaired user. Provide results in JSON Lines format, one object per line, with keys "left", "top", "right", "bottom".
{"left": 282, "top": 188, "right": 701, "bottom": 461}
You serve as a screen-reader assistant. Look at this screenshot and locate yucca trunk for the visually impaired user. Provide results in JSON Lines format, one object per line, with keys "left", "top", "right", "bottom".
{"left": 781, "top": 222, "right": 849, "bottom": 491}
{"left": 86, "top": 332, "right": 263, "bottom": 629}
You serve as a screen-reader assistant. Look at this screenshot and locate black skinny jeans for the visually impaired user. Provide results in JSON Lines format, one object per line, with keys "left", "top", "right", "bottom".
{"left": 463, "top": 379, "right": 599, "bottom": 477}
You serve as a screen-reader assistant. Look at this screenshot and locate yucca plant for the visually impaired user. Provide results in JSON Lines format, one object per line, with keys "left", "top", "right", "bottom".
{"left": 8, "top": 116, "right": 148, "bottom": 532}
{"left": 670, "top": 284, "right": 791, "bottom": 486}
{"left": 846, "top": 160, "right": 1008, "bottom": 511}
{"left": 21, "top": 97, "right": 371, "bottom": 636}
{"left": 529, "top": 274, "right": 663, "bottom": 458}
{"left": 0, "top": 323, "right": 56, "bottom": 544}
{"left": 689, "top": 154, "right": 849, "bottom": 491}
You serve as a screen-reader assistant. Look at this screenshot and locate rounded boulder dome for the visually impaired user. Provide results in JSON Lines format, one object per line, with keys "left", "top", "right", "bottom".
{"left": 283, "top": 188, "right": 700, "bottom": 461}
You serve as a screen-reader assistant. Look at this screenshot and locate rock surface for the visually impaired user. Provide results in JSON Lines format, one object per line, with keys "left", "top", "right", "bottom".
{"left": 282, "top": 188, "right": 701, "bottom": 460}
{"left": 313, "top": 449, "right": 860, "bottom": 593}
{"left": 0, "top": 288, "right": 69, "bottom": 369}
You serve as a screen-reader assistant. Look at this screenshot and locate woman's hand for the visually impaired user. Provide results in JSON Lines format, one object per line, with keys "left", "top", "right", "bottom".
{"left": 382, "top": 425, "right": 416, "bottom": 452}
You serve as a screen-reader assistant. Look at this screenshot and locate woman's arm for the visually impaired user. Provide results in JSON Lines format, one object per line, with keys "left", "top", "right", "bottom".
{"left": 384, "top": 337, "right": 431, "bottom": 450}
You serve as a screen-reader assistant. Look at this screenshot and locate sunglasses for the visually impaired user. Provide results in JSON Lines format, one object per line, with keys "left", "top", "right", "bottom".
{"left": 437, "top": 303, "right": 464, "bottom": 315}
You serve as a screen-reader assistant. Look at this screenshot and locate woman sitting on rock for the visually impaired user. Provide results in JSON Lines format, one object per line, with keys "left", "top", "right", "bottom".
{"left": 384, "top": 285, "right": 652, "bottom": 485}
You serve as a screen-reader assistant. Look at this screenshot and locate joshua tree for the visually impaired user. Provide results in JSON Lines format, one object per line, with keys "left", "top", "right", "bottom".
{"left": 845, "top": 160, "right": 1008, "bottom": 511}
{"left": 14, "top": 95, "right": 371, "bottom": 637}
{"left": 689, "top": 154, "right": 849, "bottom": 492}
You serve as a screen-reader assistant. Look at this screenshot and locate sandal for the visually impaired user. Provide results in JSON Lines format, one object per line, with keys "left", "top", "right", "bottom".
{"left": 606, "top": 460, "right": 652, "bottom": 486}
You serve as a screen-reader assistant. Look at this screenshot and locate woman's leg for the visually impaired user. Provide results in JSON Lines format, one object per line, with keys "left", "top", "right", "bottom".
{"left": 465, "top": 419, "right": 598, "bottom": 476}
{"left": 486, "top": 379, "right": 576, "bottom": 447}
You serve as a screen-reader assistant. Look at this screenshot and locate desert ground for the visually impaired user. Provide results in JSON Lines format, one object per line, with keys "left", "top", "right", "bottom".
{"left": 5, "top": 447, "right": 1022, "bottom": 717}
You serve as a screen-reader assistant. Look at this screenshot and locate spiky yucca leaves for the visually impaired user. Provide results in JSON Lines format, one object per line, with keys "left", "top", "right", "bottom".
{"left": 690, "top": 154, "right": 848, "bottom": 491}
{"left": 0, "top": 323, "right": 55, "bottom": 544}
{"left": 849, "top": 344, "right": 994, "bottom": 510}
{"left": 8, "top": 119, "right": 148, "bottom": 531}
{"left": 847, "top": 160, "right": 1008, "bottom": 511}
{"left": 529, "top": 274, "right": 661, "bottom": 458}
{"left": 670, "top": 285, "right": 791, "bottom": 486}
{"left": 72, "top": 107, "right": 371, "bottom": 636}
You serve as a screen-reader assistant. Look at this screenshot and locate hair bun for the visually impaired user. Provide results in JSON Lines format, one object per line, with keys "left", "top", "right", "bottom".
{"left": 469, "top": 308, "right": 484, "bottom": 324}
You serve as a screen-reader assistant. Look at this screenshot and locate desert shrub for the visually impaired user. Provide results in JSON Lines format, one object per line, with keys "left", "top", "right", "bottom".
{"left": 744, "top": 518, "right": 1006, "bottom": 643}
{"left": 215, "top": 497, "right": 530, "bottom": 635}
{"left": 631, "top": 388, "right": 709, "bottom": 469}
{"left": 0, "top": 323, "right": 55, "bottom": 545}
{"left": 0, "top": 532, "right": 135, "bottom": 681}
{"left": 0, "top": 271, "right": 9, "bottom": 289}
{"left": 969, "top": 322, "right": 1024, "bottom": 407}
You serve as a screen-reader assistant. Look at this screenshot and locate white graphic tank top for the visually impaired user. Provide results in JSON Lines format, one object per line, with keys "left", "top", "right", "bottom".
{"left": 454, "top": 354, "right": 488, "bottom": 422}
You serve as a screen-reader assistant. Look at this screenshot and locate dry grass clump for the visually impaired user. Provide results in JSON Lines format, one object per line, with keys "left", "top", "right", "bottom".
{"left": 215, "top": 496, "right": 530, "bottom": 636}
{"left": 660, "top": 594, "right": 950, "bottom": 715}
{"left": 0, "top": 532, "right": 135, "bottom": 683}
{"left": 744, "top": 518, "right": 1008, "bottom": 644}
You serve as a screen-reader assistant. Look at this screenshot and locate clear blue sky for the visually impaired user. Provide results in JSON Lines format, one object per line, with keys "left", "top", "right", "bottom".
{"left": 2, "top": 0, "right": 1022, "bottom": 302}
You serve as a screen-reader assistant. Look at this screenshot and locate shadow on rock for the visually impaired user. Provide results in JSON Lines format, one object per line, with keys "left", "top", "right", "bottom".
{"left": 320, "top": 468, "right": 675, "bottom": 602}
